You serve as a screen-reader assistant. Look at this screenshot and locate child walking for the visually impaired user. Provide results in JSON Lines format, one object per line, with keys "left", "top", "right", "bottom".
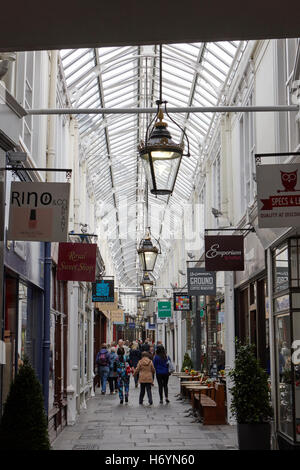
{"left": 115, "top": 347, "right": 131, "bottom": 404}
{"left": 134, "top": 352, "right": 155, "bottom": 406}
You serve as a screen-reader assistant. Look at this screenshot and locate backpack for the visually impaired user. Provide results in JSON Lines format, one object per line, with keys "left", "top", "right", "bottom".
{"left": 96, "top": 350, "right": 109, "bottom": 366}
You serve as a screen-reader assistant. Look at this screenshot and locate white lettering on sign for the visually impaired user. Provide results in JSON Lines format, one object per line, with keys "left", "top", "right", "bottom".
{"left": 206, "top": 243, "right": 242, "bottom": 258}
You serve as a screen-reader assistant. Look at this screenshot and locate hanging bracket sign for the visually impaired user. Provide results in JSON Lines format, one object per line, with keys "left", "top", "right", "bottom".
{"left": 7, "top": 181, "right": 70, "bottom": 241}
{"left": 205, "top": 235, "right": 244, "bottom": 271}
{"left": 92, "top": 279, "right": 114, "bottom": 302}
{"left": 257, "top": 163, "right": 300, "bottom": 228}
{"left": 187, "top": 267, "right": 216, "bottom": 296}
{"left": 157, "top": 301, "right": 172, "bottom": 318}
{"left": 57, "top": 242, "right": 97, "bottom": 281}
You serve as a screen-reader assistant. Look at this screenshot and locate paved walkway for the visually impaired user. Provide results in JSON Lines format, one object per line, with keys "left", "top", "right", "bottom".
{"left": 52, "top": 375, "right": 237, "bottom": 450}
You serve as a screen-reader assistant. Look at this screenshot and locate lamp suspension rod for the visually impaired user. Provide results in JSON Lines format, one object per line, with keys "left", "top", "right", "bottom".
{"left": 159, "top": 44, "right": 162, "bottom": 103}
{"left": 26, "top": 105, "right": 298, "bottom": 115}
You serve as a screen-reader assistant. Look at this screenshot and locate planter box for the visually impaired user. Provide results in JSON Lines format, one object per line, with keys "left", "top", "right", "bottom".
{"left": 237, "top": 423, "right": 271, "bottom": 450}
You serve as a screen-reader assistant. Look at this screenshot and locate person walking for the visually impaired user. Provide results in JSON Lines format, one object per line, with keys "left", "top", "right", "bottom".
{"left": 134, "top": 352, "right": 155, "bottom": 406}
{"left": 96, "top": 343, "right": 110, "bottom": 395}
{"left": 153, "top": 345, "right": 171, "bottom": 404}
{"left": 141, "top": 339, "right": 150, "bottom": 353}
{"left": 108, "top": 346, "right": 118, "bottom": 394}
{"left": 115, "top": 347, "right": 131, "bottom": 404}
{"left": 129, "top": 341, "right": 142, "bottom": 388}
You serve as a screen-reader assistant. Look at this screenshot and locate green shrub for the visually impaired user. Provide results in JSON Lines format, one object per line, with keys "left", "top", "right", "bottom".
{"left": 0, "top": 357, "right": 50, "bottom": 450}
{"left": 228, "top": 341, "right": 273, "bottom": 424}
{"left": 181, "top": 352, "right": 193, "bottom": 372}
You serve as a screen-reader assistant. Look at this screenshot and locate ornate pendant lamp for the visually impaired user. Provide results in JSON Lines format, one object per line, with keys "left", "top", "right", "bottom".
{"left": 140, "top": 272, "right": 154, "bottom": 298}
{"left": 138, "top": 227, "right": 161, "bottom": 272}
{"left": 138, "top": 45, "right": 190, "bottom": 196}
{"left": 138, "top": 296, "right": 149, "bottom": 310}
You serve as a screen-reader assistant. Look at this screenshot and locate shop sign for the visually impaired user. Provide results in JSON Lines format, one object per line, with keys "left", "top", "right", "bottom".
{"left": 57, "top": 243, "right": 97, "bottom": 281}
{"left": 92, "top": 279, "right": 114, "bottom": 302}
{"left": 128, "top": 322, "right": 135, "bottom": 328}
{"left": 110, "top": 309, "right": 125, "bottom": 324}
{"left": 146, "top": 323, "right": 156, "bottom": 330}
{"left": 187, "top": 267, "right": 216, "bottom": 296}
{"left": 7, "top": 182, "right": 70, "bottom": 241}
{"left": 205, "top": 235, "right": 244, "bottom": 271}
{"left": 157, "top": 301, "right": 172, "bottom": 318}
{"left": 95, "top": 293, "right": 118, "bottom": 311}
{"left": 218, "top": 311, "right": 225, "bottom": 324}
{"left": 173, "top": 293, "right": 191, "bottom": 311}
{"left": 257, "top": 163, "right": 300, "bottom": 228}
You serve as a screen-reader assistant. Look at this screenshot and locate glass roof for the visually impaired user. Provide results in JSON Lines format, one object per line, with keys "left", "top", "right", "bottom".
{"left": 60, "top": 41, "right": 246, "bottom": 288}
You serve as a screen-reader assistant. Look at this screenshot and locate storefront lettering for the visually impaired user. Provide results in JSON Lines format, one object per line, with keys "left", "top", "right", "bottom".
{"left": 206, "top": 243, "right": 242, "bottom": 259}
{"left": 292, "top": 340, "right": 300, "bottom": 365}
{"left": 11, "top": 191, "right": 53, "bottom": 207}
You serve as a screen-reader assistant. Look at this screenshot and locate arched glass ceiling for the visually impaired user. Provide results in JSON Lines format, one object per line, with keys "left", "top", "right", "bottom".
{"left": 60, "top": 41, "right": 246, "bottom": 287}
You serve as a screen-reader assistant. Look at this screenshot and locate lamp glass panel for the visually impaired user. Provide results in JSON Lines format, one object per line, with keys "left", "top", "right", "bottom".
{"left": 141, "top": 151, "right": 182, "bottom": 194}
{"left": 144, "top": 251, "right": 157, "bottom": 271}
{"left": 143, "top": 283, "right": 153, "bottom": 297}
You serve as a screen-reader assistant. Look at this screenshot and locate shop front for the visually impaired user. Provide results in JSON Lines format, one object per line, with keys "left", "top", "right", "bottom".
{"left": 234, "top": 224, "right": 268, "bottom": 368}
{"left": 270, "top": 237, "right": 300, "bottom": 449}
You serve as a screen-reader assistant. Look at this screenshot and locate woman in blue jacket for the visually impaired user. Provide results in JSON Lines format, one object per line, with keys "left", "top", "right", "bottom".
{"left": 153, "top": 345, "right": 170, "bottom": 404}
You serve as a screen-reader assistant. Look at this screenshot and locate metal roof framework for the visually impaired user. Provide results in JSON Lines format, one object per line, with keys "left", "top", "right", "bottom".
{"left": 60, "top": 41, "right": 246, "bottom": 287}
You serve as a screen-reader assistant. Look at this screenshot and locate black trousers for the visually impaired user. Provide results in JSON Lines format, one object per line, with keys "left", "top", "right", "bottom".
{"left": 108, "top": 376, "right": 118, "bottom": 393}
{"left": 156, "top": 373, "right": 169, "bottom": 400}
{"left": 139, "top": 383, "right": 153, "bottom": 404}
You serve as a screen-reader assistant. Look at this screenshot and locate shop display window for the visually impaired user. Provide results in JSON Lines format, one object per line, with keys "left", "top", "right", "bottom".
{"left": 273, "top": 238, "right": 300, "bottom": 444}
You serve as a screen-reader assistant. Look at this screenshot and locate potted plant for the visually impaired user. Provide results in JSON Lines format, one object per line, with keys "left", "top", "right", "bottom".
{"left": 228, "top": 341, "right": 273, "bottom": 450}
{"left": 181, "top": 352, "right": 193, "bottom": 373}
{"left": 0, "top": 357, "right": 51, "bottom": 450}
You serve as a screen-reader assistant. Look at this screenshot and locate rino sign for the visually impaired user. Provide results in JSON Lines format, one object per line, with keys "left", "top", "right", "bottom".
{"left": 205, "top": 235, "right": 244, "bottom": 271}
{"left": 7, "top": 182, "right": 70, "bottom": 242}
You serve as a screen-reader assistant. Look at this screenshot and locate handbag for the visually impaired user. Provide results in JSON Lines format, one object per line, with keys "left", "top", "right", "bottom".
{"left": 167, "top": 356, "right": 175, "bottom": 374}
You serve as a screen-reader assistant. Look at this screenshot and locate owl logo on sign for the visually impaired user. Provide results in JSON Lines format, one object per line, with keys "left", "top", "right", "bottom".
{"left": 277, "top": 170, "right": 300, "bottom": 193}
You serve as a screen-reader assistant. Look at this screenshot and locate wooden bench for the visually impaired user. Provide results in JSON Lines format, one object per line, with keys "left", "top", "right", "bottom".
{"left": 196, "top": 382, "right": 226, "bottom": 425}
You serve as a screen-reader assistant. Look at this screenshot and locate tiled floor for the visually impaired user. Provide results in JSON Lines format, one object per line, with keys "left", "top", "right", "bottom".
{"left": 52, "top": 375, "right": 238, "bottom": 450}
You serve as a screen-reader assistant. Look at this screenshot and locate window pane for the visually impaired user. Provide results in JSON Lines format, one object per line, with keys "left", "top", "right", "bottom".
{"left": 293, "top": 311, "right": 300, "bottom": 441}
{"left": 276, "top": 315, "right": 293, "bottom": 438}
{"left": 274, "top": 246, "right": 289, "bottom": 292}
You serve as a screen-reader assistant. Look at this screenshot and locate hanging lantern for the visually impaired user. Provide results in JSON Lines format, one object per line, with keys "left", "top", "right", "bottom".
{"left": 139, "top": 106, "right": 185, "bottom": 196}
{"left": 140, "top": 272, "right": 154, "bottom": 297}
{"left": 138, "top": 296, "right": 149, "bottom": 310}
{"left": 137, "top": 227, "right": 161, "bottom": 271}
{"left": 138, "top": 46, "right": 190, "bottom": 196}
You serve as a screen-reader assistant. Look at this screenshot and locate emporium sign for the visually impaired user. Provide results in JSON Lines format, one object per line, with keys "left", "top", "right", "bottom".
{"left": 57, "top": 243, "right": 97, "bottom": 281}
{"left": 205, "top": 235, "right": 244, "bottom": 271}
{"left": 187, "top": 267, "right": 216, "bottom": 296}
{"left": 7, "top": 182, "right": 70, "bottom": 241}
{"left": 257, "top": 163, "right": 300, "bottom": 228}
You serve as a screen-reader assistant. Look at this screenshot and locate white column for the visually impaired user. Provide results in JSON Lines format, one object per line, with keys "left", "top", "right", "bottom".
{"left": 90, "top": 308, "right": 95, "bottom": 397}
{"left": 224, "top": 270, "right": 236, "bottom": 425}
{"left": 66, "top": 281, "right": 79, "bottom": 425}
{"left": 177, "top": 311, "right": 182, "bottom": 373}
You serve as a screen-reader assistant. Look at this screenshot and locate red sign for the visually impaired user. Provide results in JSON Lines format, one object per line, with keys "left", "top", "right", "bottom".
{"left": 205, "top": 235, "right": 244, "bottom": 271}
{"left": 57, "top": 243, "right": 97, "bottom": 281}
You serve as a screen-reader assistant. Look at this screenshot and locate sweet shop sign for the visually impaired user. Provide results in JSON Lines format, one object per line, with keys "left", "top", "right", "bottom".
{"left": 57, "top": 243, "right": 97, "bottom": 281}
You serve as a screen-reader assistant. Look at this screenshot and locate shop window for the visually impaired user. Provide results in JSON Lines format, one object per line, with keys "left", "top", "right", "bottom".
{"left": 273, "top": 238, "right": 300, "bottom": 444}
{"left": 292, "top": 311, "right": 300, "bottom": 441}
{"left": 274, "top": 245, "right": 289, "bottom": 292}
{"left": 276, "top": 314, "right": 292, "bottom": 438}
{"left": 3, "top": 277, "right": 17, "bottom": 404}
